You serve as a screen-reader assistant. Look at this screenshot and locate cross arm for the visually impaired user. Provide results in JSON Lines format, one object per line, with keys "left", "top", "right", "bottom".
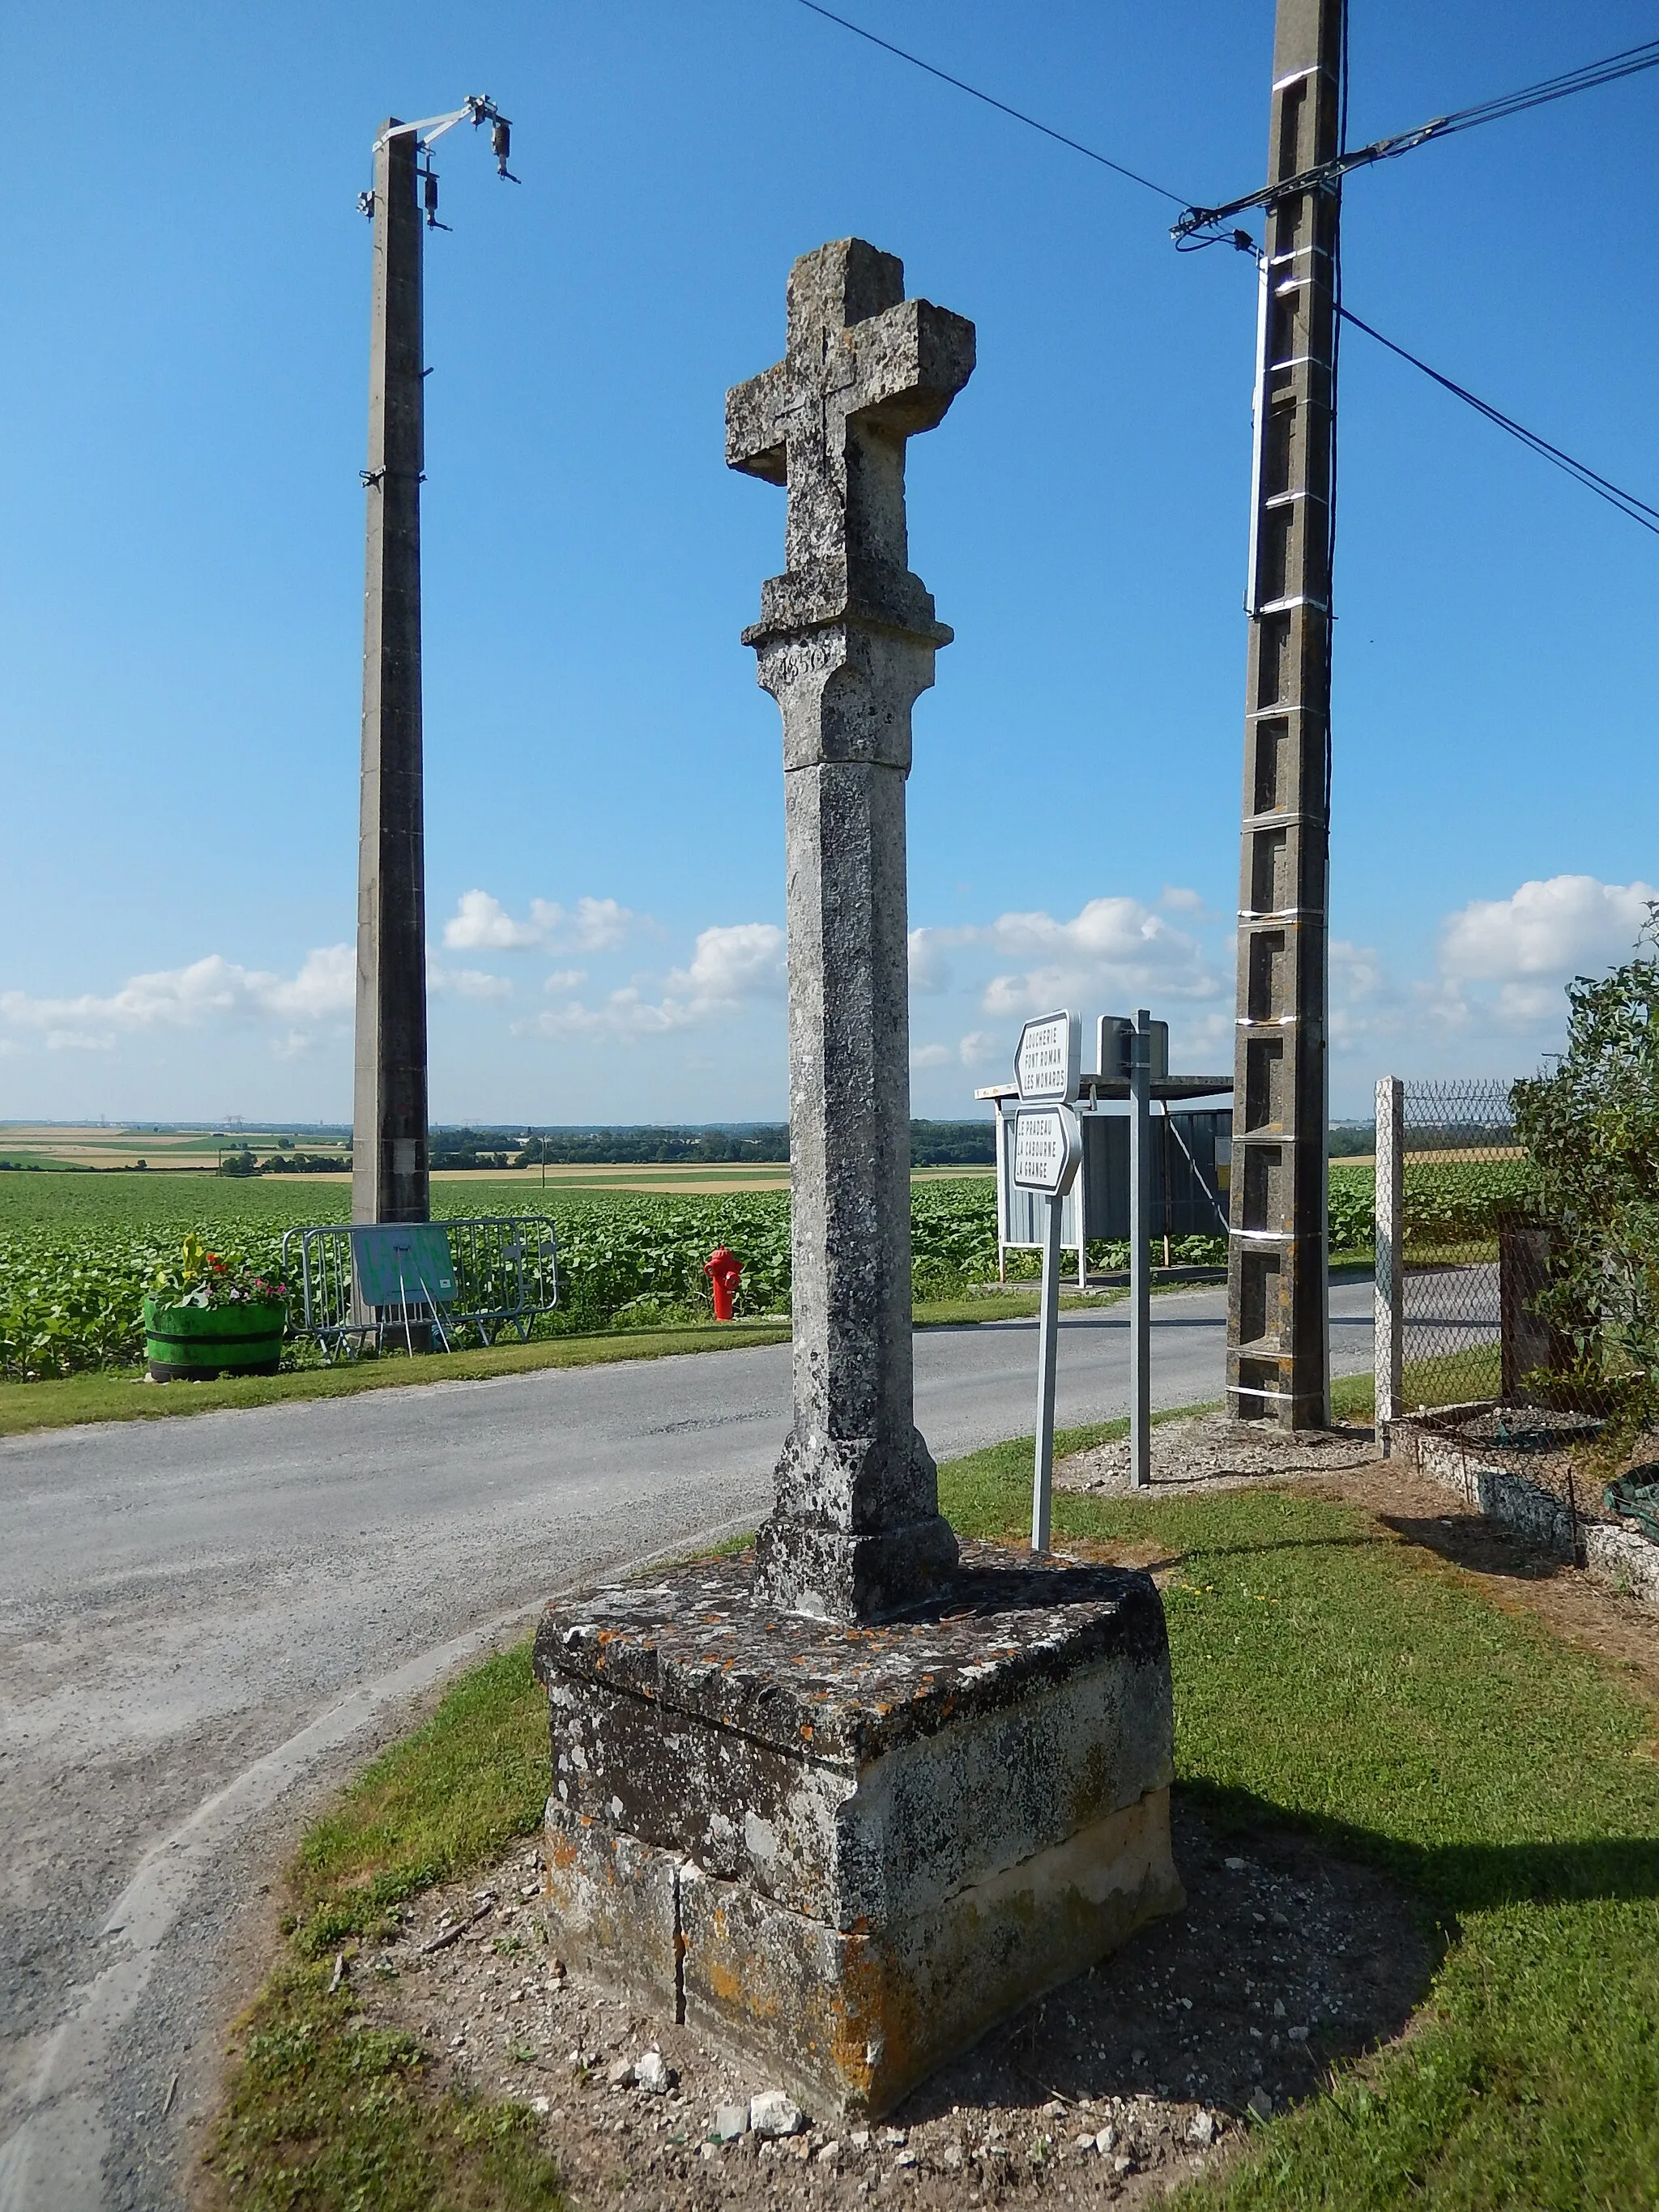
{"left": 725, "top": 360, "right": 791, "bottom": 484}
{"left": 848, "top": 300, "right": 975, "bottom": 436}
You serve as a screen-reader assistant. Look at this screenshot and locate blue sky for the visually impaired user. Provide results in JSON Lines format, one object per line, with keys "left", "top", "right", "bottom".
{"left": 2, "top": 1, "right": 1655, "bottom": 1125}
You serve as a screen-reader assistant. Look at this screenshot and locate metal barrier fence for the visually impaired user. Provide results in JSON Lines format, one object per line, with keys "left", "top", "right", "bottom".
{"left": 280, "top": 1217, "right": 558, "bottom": 1362}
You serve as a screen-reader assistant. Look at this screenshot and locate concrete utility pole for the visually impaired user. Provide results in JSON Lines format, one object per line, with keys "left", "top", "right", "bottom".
{"left": 353, "top": 119, "right": 429, "bottom": 1227}
{"left": 352, "top": 99, "right": 514, "bottom": 1229}
{"left": 1224, "top": 0, "right": 1343, "bottom": 1428}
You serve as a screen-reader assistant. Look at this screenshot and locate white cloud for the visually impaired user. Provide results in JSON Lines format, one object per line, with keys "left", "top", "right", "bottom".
{"left": 441, "top": 889, "right": 640, "bottom": 953}
{"left": 566, "top": 897, "right": 635, "bottom": 952}
{"left": 970, "top": 897, "right": 1220, "bottom": 1017}
{"left": 1322, "top": 875, "right": 1657, "bottom": 1090}
{"left": 263, "top": 945, "right": 356, "bottom": 1021}
{"left": 911, "top": 1042, "right": 952, "bottom": 1068}
{"left": 957, "top": 1030, "right": 1001, "bottom": 1070}
{"left": 1439, "top": 875, "right": 1656, "bottom": 985}
{"left": 428, "top": 962, "right": 513, "bottom": 1003}
{"left": 1159, "top": 884, "right": 1205, "bottom": 913}
{"left": 515, "top": 922, "right": 786, "bottom": 1042}
{"left": 543, "top": 969, "right": 588, "bottom": 995}
{"left": 442, "top": 890, "right": 541, "bottom": 950}
{"left": 0, "top": 946, "right": 355, "bottom": 1039}
{"left": 678, "top": 922, "right": 787, "bottom": 1004}
{"left": 908, "top": 928, "right": 951, "bottom": 995}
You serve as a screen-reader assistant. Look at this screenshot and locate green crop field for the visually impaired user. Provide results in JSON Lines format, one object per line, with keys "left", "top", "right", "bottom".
{"left": 0, "top": 1173, "right": 1014, "bottom": 1379}
{"left": 0, "top": 1164, "right": 1381, "bottom": 1383}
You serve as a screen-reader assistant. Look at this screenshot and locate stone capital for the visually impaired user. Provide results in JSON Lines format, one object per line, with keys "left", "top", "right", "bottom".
{"left": 751, "top": 620, "right": 941, "bottom": 775}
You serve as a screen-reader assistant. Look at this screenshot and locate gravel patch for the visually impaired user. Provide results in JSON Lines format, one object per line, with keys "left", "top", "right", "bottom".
{"left": 1057, "top": 1412, "right": 1377, "bottom": 1498}
{"left": 342, "top": 1796, "right": 1429, "bottom": 2208}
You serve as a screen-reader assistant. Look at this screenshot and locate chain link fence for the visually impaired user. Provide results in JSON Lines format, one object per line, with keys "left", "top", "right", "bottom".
{"left": 1375, "top": 1075, "right": 1611, "bottom": 1520}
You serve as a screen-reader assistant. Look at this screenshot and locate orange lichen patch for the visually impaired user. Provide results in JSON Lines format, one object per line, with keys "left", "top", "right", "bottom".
{"left": 548, "top": 1834, "right": 578, "bottom": 1871}
{"left": 800, "top": 1723, "right": 814, "bottom": 1741}
{"left": 829, "top": 1936, "right": 920, "bottom": 2109}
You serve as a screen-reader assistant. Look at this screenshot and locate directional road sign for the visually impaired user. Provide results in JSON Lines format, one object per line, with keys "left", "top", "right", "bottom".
{"left": 1012, "top": 1104, "right": 1083, "bottom": 1196}
{"left": 1014, "top": 1011, "right": 1081, "bottom": 1104}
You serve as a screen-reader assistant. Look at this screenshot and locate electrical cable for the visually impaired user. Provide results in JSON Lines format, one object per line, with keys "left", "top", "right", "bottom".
{"left": 792, "top": 0, "right": 1659, "bottom": 541}
{"left": 791, "top": 0, "right": 1186, "bottom": 207}
{"left": 1175, "top": 34, "right": 1659, "bottom": 235}
{"left": 1338, "top": 306, "right": 1659, "bottom": 538}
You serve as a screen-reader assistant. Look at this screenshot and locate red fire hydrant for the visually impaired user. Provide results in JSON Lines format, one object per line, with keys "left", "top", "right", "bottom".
{"left": 704, "top": 1246, "right": 743, "bottom": 1323}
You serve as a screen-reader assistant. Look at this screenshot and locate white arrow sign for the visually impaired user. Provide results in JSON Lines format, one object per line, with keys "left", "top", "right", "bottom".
{"left": 1014, "top": 1011, "right": 1081, "bottom": 1103}
{"left": 1012, "top": 1104, "right": 1082, "bottom": 1196}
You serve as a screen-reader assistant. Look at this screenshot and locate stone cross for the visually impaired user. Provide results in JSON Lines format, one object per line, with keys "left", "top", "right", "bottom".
{"left": 727, "top": 238, "right": 975, "bottom": 1620}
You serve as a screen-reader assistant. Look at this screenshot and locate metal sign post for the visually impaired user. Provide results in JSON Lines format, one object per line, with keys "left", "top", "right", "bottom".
{"left": 1012, "top": 1013, "right": 1083, "bottom": 1552}
{"left": 1130, "top": 1008, "right": 1154, "bottom": 1490}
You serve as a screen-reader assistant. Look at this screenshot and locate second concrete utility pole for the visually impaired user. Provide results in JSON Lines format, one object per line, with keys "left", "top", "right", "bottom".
{"left": 1225, "top": 0, "right": 1342, "bottom": 1428}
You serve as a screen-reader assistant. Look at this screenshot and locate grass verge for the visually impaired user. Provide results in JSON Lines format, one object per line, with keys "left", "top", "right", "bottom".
{"left": 213, "top": 1404, "right": 1657, "bottom": 2210}
{"left": 214, "top": 1647, "right": 565, "bottom": 2209}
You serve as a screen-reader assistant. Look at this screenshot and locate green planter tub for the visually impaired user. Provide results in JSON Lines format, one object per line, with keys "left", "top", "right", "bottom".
{"left": 143, "top": 1297, "right": 286, "bottom": 1382}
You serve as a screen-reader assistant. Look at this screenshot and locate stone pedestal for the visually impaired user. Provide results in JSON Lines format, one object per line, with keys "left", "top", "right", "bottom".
{"left": 533, "top": 1543, "right": 1182, "bottom": 2119}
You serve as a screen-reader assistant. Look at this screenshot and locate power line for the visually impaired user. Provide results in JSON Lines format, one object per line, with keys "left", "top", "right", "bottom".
{"left": 792, "top": 0, "right": 1185, "bottom": 207}
{"left": 1175, "top": 35, "right": 1659, "bottom": 236}
{"left": 1340, "top": 307, "right": 1659, "bottom": 538}
{"left": 792, "top": 0, "right": 1659, "bottom": 540}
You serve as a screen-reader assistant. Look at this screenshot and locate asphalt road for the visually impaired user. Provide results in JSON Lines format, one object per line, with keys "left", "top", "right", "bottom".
{"left": 0, "top": 1280, "right": 1375, "bottom": 2210}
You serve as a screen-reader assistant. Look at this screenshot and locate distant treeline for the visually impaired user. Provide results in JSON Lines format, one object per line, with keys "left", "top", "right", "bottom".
{"left": 445, "top": 1121, "right": 999, "bottom": 1169}
{"left": 1328, "top": 1123, "right": 1375, "bottom": 1158}
{"left": 506, "top": 1127, "right": 786, "bottom": 1167}
{"left": 220, "top": 1149, "right": 346, "bottom": 1177}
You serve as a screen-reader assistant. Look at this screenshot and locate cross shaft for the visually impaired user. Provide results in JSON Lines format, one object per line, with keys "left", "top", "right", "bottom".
{"left": 727, "top": 240, "right": 974, "bottom": 1620}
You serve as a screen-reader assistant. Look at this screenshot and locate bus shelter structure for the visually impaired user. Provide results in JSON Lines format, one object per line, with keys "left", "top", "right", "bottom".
{"left": 975, "top": 1072, "right": 1235, "bottom": 1287}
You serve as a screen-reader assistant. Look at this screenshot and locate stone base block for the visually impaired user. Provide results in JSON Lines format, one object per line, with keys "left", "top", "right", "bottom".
{"left": 533, "top": 1541, "right": 1182, "bottom": 2119}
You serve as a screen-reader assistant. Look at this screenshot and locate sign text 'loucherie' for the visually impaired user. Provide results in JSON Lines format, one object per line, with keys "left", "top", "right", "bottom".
{"left": 1014, "top": 1012, "right": 1081, "bottom": 1104}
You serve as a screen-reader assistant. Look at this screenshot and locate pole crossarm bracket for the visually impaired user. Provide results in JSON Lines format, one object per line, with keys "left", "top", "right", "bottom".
{"left": 372, "top": 95, "right": 518, "bottom": 180}
{"left": 1171, "top": 120, "right": 1448, "bottom": 240}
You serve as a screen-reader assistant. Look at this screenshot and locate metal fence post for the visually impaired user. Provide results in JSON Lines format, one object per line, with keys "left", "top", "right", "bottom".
{"left": 1374, "top": 1075, "right": 1404, "bottom": 1429}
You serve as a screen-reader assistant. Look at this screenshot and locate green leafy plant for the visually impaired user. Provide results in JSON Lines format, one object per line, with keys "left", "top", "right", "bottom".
{"left": 1511, "top": 904, "right": 1659, "bottom": 1451}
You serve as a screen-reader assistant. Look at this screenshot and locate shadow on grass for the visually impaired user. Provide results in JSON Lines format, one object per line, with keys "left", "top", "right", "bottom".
{"left": 1179, "top": 1777, "right": 1659, "bottom": 1923}
{"left": 1377, "top": 1509, "right": 1574, "bottom": 1584}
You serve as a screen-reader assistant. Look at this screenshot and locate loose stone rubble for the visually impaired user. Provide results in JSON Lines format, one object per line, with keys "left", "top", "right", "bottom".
{"left": 348, "top": 1796, "right": 1428, "bottom": 2208}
